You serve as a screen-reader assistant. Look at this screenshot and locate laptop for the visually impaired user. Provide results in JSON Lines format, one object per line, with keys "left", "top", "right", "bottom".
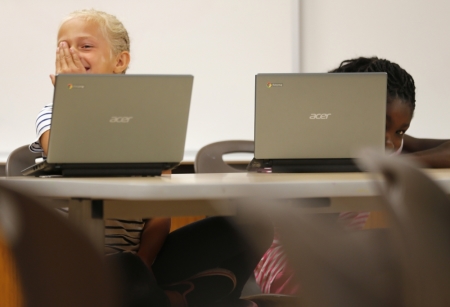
{"left": 249, "top": 73, "right": 387, "bottom": 173}
{"left": 22, "top": 74, "right": 193, "bottom": 177}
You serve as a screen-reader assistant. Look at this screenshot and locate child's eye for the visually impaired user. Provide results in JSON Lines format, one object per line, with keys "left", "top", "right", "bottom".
{"left": 81, "top": 45, "right": 93, "bottom": 49}
{"left": 397, "top": 130, "right": 405, "bottom": 135}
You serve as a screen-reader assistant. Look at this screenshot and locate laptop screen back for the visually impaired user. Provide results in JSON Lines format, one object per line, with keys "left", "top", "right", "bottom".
{"left": 254, "top": 73, "right": 387, "bottom": 160}
{"left": 47, "top": 74, "right": 193, "bottom": 164}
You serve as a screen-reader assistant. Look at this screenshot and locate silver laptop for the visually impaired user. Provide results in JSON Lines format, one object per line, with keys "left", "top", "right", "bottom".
{"left": 23, "top": 74, "right": 193, "bottom": 177}
{"left": 251, "top": 73, "right": 387, "bottom": 172}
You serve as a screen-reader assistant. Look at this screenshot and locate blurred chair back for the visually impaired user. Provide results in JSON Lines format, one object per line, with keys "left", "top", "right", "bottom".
{"left": 6, "top": 145, "right": 41, "bottom": 177}
{"left": 0, "top": 183, "right": 120, "bottom": 307}
{"left": 359, "top": 151, "right": 450, "bottom": 307}
{"left": 0, "top": 233, "right": 22, "bottom": 307}
{"left": 264, "top": 200, "right": 400, "bottom": 307}
{"left": 269, "top": 153, "right": 450, "bottom": 307}
{"left": 195, "top": 140, "right": 254, "bottom": 173}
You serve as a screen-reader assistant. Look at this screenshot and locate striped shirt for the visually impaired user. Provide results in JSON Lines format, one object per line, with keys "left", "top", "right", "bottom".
{"left": 105, "top": 219, "right": 146, "bottom": 255}
{"left": 56, "top": 209, "right": 145, "bottom": 254}
{"left": 30, "top": 104, "right": 53, "bottom": 154}
{"left": 30, "top": 104, "right": 146, "bottom": 255}
{"left": 254, "top": 211, "right": 370, "bottom": 294}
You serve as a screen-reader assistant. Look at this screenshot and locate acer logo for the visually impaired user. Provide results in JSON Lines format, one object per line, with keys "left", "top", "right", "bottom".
{"left": 309, "top": 113, "right": 331, "bottom": 119}
{"left": 110, "top": 116, "right": 133, "bottom": 123}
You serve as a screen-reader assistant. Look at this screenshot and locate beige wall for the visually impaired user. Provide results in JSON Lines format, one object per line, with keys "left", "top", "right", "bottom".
{"left": 300, "top": 0, "right": 450, "bottom": 140}
{"left": 5, "top": 1, "right": 445, "bottom": 162}
{"left": 0, "top": 0, "right": 300, "bottom": 161}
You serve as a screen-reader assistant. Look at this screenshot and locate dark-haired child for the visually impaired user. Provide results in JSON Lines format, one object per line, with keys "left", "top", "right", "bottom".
{"left": 332, "top": 57, "right": 450, "bottom": 168}
{"left": 254, "top": 56, "right": 450, "bottom": 295}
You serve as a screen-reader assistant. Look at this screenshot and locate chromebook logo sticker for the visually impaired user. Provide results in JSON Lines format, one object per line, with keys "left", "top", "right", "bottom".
{"left": 67, "top": 84, "right": 84, "bottom": 89}
{"left": 266, "top": 82, "right": 282, "bottom": 88}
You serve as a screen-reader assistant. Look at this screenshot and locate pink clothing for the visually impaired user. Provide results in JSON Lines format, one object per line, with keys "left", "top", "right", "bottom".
{"left": 254, "top": 229, "right": 300, "bottom": 295}
{"left": 254, "top": 211, "right": 370, "bottom": 294}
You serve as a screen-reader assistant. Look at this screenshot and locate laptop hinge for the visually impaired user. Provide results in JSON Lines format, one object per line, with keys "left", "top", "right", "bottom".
{"left": 248, "top": 158, "right": 360, "bottom": 173}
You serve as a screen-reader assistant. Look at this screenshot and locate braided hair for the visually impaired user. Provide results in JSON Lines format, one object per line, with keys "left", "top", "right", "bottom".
{"left": 329, "top": 57, "right": 416, "bottom": 111}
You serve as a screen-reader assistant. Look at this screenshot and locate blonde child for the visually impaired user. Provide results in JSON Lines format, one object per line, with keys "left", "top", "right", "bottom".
{"left": 30, "top": 9, "right": 272, "bottom": 307}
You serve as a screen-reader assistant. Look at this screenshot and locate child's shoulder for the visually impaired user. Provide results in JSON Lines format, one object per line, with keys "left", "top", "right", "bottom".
{"left": 42, "top": 104, "right": 53, "bottom": 109}
{"left": 37, "top": 104, "right": 53, "bottom": 115}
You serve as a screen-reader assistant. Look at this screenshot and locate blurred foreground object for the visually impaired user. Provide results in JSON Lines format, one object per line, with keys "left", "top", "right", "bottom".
{"left": 231, "top": 151, "right": 450, "bottom": 306}
{"left": 0, "top": 232, "right": 22, "bottom": 307}
{"left": 0, "top": 183, "right": 120, "bottom": 307}
{"left": 266, "top": 203, "right": 399, "bottom": 307}
{"left": 358, "top": 150, "right": 450, "bottom": 307}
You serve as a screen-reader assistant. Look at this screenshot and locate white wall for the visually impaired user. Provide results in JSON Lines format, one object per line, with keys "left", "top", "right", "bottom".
{"left": 300, "top": 0, "right": 450, "bottom": 140}
{"left": 0, "top": 0, "right": 300, "bottom": 161}
{"left": 5, "top": 0, "right": 445, "bottom": 163}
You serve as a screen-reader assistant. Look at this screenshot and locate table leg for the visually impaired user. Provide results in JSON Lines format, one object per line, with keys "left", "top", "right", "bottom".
{"left": 68, "top": 199, "right": 105, "bottom": 254}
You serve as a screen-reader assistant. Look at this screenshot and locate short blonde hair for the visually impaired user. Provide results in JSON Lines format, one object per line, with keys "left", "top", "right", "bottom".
{"left": 61, "top": 9, "right": 130, "bottom": 72}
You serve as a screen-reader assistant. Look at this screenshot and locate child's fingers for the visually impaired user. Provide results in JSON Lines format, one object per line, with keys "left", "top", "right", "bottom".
{"left": 55, "top": 47, "right": 61, "bottom": 73}
{"left": 61, "top": 42, "right": 75, "bottom": 68}
{"left": 58, "top": 43, "right": 69, "bottom": 71}
{"left": 55, "top": 41, "right": 85, "bottom": 74}
{"left": 50, "top": 74, "right": 56, "bottom": 86}
{"left": 69, "top": 48, "right": 85, "bottom": 71}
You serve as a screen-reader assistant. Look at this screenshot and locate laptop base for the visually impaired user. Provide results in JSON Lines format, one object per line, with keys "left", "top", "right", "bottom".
{"left": 247, "top": 158, "right": 361, "bottom": 173}
{"left": 22, "top": 162, "right": 179, "bottom": 177}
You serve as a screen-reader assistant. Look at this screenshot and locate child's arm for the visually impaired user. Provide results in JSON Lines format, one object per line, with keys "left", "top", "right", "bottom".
{"left": 403, "top": 134, "right": 450, "bottom": 168}
{"left": 40, "top": 131, "right": 50, "bottom": 156}
{"left": 403, "top": 135, "right": 448, "bottom": 152}
{"left": 137, "top": 218, "right": 171, "bottom": 269}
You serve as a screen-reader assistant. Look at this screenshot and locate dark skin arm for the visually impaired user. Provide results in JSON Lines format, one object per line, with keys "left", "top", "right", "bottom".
{"left": 404, "top": 134, "right": 450, "bottom": 168}
{"left": 137, "top": 217, "right": 171, "bottom": 269}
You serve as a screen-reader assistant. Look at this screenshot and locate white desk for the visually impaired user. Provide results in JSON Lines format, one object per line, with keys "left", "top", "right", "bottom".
{"left": 2, "top": 170, "right": 450, "bottom": 249}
